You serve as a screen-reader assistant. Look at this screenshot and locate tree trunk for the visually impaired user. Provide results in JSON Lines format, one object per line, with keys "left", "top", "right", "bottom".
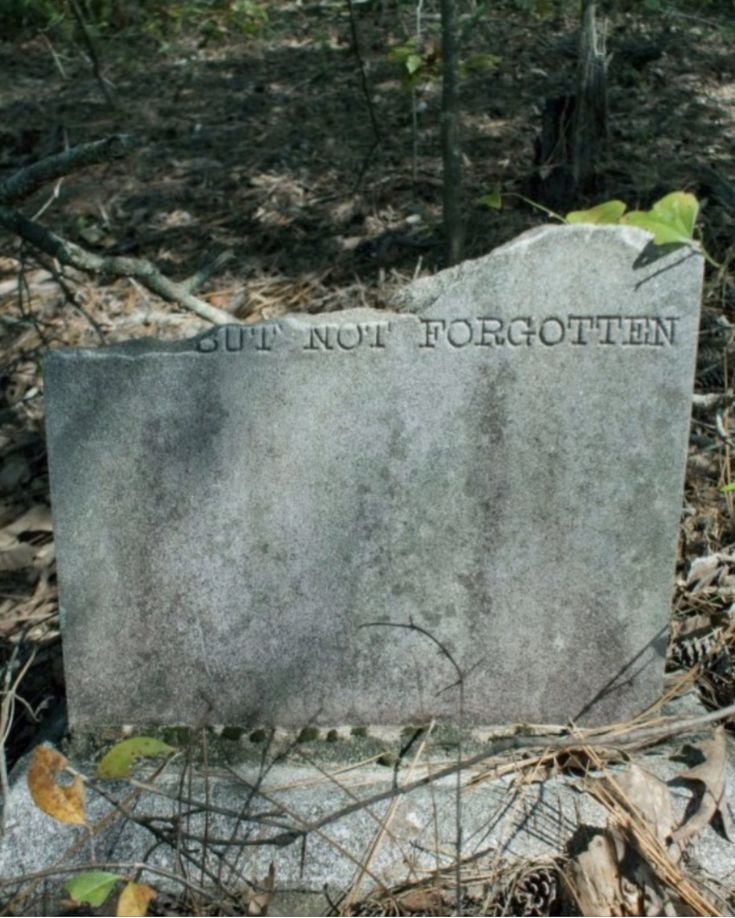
{"left": 572, "top": 0, "right": 607, "bottom": 192}
{"left": 440, "top": 0, "right": 463, "bottom": 265}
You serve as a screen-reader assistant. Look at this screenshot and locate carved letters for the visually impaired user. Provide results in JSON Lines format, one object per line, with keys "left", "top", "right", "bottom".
{"left": 197, "top": 314, "right": 680, "bottom": 354}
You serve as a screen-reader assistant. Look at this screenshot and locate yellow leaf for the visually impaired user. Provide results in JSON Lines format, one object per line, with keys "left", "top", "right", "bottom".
{"left": 672, "top": 725, "right": 733, "bottom": 844}
{"left": 117, "top": 882, "right": 157, "bottom": 917}
{"left": 566, "top": 199, "right": 626, "bottom": 225}
{"left": 27, "top": 745, "right": 86, "bottom": 826}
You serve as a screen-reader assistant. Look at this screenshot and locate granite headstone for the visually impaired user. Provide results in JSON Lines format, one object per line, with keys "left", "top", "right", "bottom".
{"left": 44, "top": 225, "right": 704, "bottom": 728}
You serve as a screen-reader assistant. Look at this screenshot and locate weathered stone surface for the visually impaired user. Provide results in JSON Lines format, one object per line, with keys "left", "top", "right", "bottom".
{"left": 44, "top": 225, "right": 703, "bottom": 728}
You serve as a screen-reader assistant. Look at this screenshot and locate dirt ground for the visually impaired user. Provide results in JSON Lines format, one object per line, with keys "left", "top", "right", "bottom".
{"left": 0, "top": 0, "right": 735, "bottom": 902}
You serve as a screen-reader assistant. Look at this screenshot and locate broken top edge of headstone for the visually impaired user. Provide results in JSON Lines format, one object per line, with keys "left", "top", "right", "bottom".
{"left": 44, "top": 223, "right": 702, "bottom": 360}
{"left": 389, "top": 222, "right": 702, "bottom": 312}
{"left": 44, "top": 306, "right": 394, "bottom": 360}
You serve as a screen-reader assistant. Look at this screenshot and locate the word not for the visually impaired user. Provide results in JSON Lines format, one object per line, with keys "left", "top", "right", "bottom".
{"left": 303, "top": 322, "right": 391, "bottom": 352}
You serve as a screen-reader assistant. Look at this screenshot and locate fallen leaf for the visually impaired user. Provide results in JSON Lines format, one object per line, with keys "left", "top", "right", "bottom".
{"left": 671, "top": 726, "right": 734, "bottom": 845}
{"left": 686, "top": 554, "right": 722, "bottom": 594}
{"left": 97, "top": 736, "right": 175, "bottom": 779}
{"left": 604, "top": 764, "right": 676, "bottom": 846}
{"left": 27, "top": 745, "right": 86, "bottom": 825}
{"left": 397, "top": 887, "right": 445, "bottom": 913}
{"left": 65, "top": 871, "right": 120, "bottom": 907}
{"left": 6, "top": 504, "right": 53, "bottom": 534}
{"left": 117, "top": 881, "right": 157, "bottom": 917}
{"left": 0, "top": 453, "right": 30, "bottom": 491}
{"left": 0, "top": 540, "right": 35, "bottom": 571}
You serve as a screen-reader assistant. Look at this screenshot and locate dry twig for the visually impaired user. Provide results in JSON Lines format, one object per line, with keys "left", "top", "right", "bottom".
{"left": 0, "top": 138, "right": 236, "bottom": 326}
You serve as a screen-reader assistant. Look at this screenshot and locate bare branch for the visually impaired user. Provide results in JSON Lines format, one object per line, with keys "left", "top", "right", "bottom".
{"left": 0, "top": 135, "right": 134, "bottom": 205}
{"left": 182, "top": 249, "right": 235, "bottom": 293}
{"left": 345, "top": 0, "right": 381, "bottom": 189}
{"left": 440, "top": 0, "right": 463, "bottom": 264}
{"left": 0, "top": 205, "right": 235, "bottom": 325}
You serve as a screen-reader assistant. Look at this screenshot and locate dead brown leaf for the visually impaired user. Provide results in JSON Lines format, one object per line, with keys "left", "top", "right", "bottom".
{"left": 603, "top": 764, "right": 676, "bottom": 847}
{"left": 398, "top": 887, "right": 445, "bottom": 914}
{"left": 6, "top": 504, "right": 52, "bottom": 534}
{"left": 686, "top": 554, "right": 723, "bottom": 593}
{"left": 671, "top": 726, "right": 734, "bottom": 845}
{"left": 117, "top": 882, "right": 156, "bottom": 917}
{"left": 27, "top": 744, "right": 86, "bottom": 826}
{"left": 0, "top": 538, "right": 35, "bottom": 571}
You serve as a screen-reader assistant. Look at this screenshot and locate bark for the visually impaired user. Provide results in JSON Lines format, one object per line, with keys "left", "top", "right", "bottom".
{"left": 0, "top": 135, "right": 133, "bottom": 205}
{"left": 440, "top": 0, "right": 463, "bottom": 265}
{"left": 67, "top": 0, "right": 117, "bottom": 107}
{"left": 572, "top": 0, "right": 608, "bottom": 191}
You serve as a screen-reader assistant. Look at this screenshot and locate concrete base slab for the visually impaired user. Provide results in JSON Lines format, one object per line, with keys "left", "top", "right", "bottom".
{"left": 2, "top": 703, "right": 734, "bottom": 913}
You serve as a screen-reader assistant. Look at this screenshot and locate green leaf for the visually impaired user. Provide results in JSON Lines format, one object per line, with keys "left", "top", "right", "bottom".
{"left": 533, "top": 0, "right": 555, "bottom": 17}
{"left": 405, "top": 53, "right": 423, "bottom": 75}
{"left": 566, "top": 199, "right": 627, "bottom": 225}
{"left": 622, "top": 212, "right": 689, "bottom": 245}
{"left": 622, "top": 192, "right": 699, "bottom": 245}
{"left": 720, "top": 482, "right": 735, "bottom": 494}
{"left": 388, "top": 41, "right": 416, "bottom": 63}
{"left": 463, "top": 53, "right": 502, "bottom": 73}
{"left": 65, "top": 871, "right": 121, "bottom": 907}
{"left": 650, "top": 191, "right": 699, "bottom": 239}
{"left": 478, "top": 188, "right": 502, "bottom": 210}
{"left": 97, "top": 736, "right": 175, "bottom": 779}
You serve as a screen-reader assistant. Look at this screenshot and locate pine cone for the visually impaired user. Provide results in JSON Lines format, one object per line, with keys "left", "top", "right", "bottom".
{"left": 506, "top": 865, "right": 561, "bottom": 916}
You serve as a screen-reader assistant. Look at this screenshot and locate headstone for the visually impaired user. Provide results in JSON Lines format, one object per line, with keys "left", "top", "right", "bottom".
{"left": 44, "top": 225, "right": 703, "bottom": 729}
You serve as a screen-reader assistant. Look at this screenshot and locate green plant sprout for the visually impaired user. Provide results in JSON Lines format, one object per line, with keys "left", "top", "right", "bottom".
{"left": 389, "top": 39, "right": 500, "bottom": 90}
{"left": 479, "top": 188, "right": 719, "bottom": 267}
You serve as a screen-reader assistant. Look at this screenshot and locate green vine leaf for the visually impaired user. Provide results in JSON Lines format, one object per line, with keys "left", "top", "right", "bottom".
{"left": 622, "top": 191, "right": 699, "bottom": 245}
{"left": 478, "top": 187, "right": 502, "bottom": 210}
{"left": 566, "top": 200, "right": 627, "bottom": 225}
{"left": 405, "top": 53, "right": 423, "bottom": 75}
{"left": 97, "top": 736, "right": 175, "bottom": 779}
{"left": 65, "top": 871, "right": 121, "bottom": 907}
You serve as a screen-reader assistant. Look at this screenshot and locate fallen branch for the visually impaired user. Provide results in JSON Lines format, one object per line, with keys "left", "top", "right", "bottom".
{"left": 0, "top": 136, "right": 236, "bottom": 325}
{"left": 0, "top": 205, "right": 234, "bottom": 326}
{"left": 0, "top": 136, "right": 133, "bottom": 205}
{"left": 182, "top": 249, "right": 235, "bottom": 293}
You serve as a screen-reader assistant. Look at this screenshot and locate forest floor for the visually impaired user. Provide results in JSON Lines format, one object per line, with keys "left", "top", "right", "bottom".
{"left": 0, "top": 1, "right": 735, "bottom": 914}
